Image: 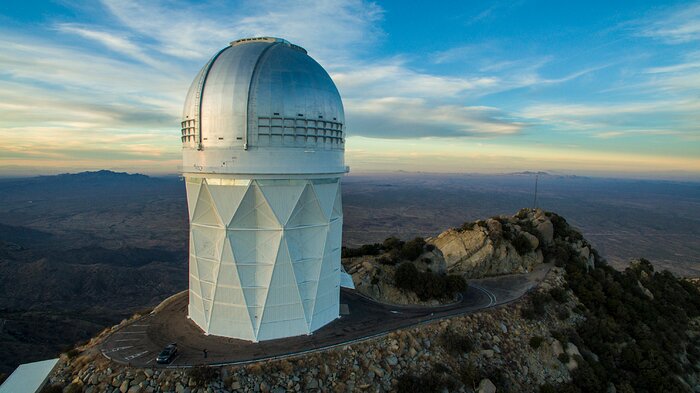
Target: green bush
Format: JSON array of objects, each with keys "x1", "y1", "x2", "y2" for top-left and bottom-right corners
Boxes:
[
  {"x1": 529, "y1": 336, "x2": 545, "y2": 349},
  {"x1": 459, "y1": 362, "x2": 481, "y2": 388},
  {"x1": 539, "y1": 384, "x2": 557, "y2": 393},
  {"x1": 558, "y1": 352, "x2": 570, "y2": 363},
  {"x1": 383, "y1": 236, "x2": 404, "y2": 251},
  {"x1": 557, "y1": 308, "x2": 571, "y2": 320},
  {"x1": 64, "y1": 384, "x2": 82, "y2": 393},
  {"x1": 549, "y1": 287, "x2": 568, "y2": 303},
  {"x1": 396, "y1": 367, "x2": 460, "y2": 393},
  {"x1": 512, "y1": 233, "x2": 534, "y2": 255},
  {"x1": 459, "y1": 222, "x2": 476, "y2": 231},
  {"x1": 39, "y1": 385, "x2": 63, "y2": 393},
  {"x1": 188, "y1": 365, "x2": 219, "y2": 386},
  {"x1": 395, "y1": 263, "x2": 467, "y2": 301},
  {"x1": 341, "y1": 243, "x2": 382, "y2": 258},
  {"x1": 441, "y1": 330, "x2": 474, "y2": 355},
  {"x1": 399, "y1": 237, "x2": 426, "y2": 261},
  {"x1": 530, "y1": 292, "x2": 552, "y2": 316}
]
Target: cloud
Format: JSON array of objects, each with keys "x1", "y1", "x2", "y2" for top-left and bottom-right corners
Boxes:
[
  {"x1": 520, "y1": 100, "x2": 700, "y2": 141},
  {"x1": 345, "y1": 97, "x2": 524, "y2": 138},
  {"x1": 54, "y1": 23, "x2": 165, "y2": 69},
  {"x1": 332, "y1": 59, "x2": 500, "y2": 99},
  {"x1": 636, "y1": 3, "x2": 700, "y2": 44},
  {"x1": 99, "y1": 0, "x2": 384, "y2": 63}
]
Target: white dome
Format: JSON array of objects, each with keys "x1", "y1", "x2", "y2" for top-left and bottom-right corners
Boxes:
[{"x1": 181, "y1": 37, "x2": 346, "y2": 176}]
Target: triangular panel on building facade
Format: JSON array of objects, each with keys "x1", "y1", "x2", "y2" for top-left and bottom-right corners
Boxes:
[
  {"x1": 331, "y1": 184, "x2": 343, "y2": 219},
  {"x1": 287, "y1": 183, "x2": 327, "y2": 227},
  {"x1": 185, "y1": 178, "x2": 203, "y2": 220},
  {"x1": 191, "y1": 225, "x2": 226, "y2": 261},
  {"x1": 258, "y1": 181, "x2": 306, "y2": 226},
  {"x1": 230, "y1": 183, "x2": 281, "y2": 229},
  {"x1": 192, "y1": 184, "x2": 223, "y2": 226},
  {"x1": 311, "y1": 179, "x2": 339, "y2": 221},
  {"x1": 207, "y1": 183, "x2": 249, "y2": 226},
  {"x1": 258, "y1": 236, "x2": 308, "y2": 338}
]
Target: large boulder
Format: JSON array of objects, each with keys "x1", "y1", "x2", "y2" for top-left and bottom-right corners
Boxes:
[
  {"x1": 427, "y1": 226, "x2": 543, "y2": 278},
  {"x1": 478, "y1": 378, "x2": 497, "y2": 393},
  {"x1": 536, "y1": 220, "x2": 554, "y2": 245}
]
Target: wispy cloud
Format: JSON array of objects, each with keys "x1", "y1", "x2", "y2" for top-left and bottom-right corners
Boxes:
[
  {"x1": 54, "y1": 23, "x2": 165, "y2": 69},
  {"x1": 345, "y1": 97, "x2": 524, "y2": 138},
  {"x1": 635, "y1": 2, "x2": 700, "y2": 43}
]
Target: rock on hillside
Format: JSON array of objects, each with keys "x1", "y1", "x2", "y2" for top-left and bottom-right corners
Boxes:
[{"x1": 428, "y1": 209, "x2": 553, "y2": 278}]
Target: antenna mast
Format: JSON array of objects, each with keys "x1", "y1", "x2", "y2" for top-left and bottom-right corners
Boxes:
[{"x1": 533, "y1": 174, "x2": 539, "y2": 209}]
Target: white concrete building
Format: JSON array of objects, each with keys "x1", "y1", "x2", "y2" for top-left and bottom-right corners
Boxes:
[{"x1": 181, "y1": 37, "x2": 347, "y2": 342}]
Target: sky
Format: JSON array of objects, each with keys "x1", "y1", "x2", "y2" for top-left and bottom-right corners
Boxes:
[{"x1": 0, "y1": 1, "x2": 699, "y2": 179}]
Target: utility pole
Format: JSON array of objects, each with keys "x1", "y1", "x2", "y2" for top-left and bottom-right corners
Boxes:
[{"x1": 533, "y1": 174, "x2": 539, "y2": 209}]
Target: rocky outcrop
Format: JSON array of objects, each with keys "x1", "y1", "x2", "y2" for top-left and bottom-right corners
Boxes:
[
  {"x1": 344, "y1": 248, "x2": 453, "y2": 306},
  {"x1": 427, "y1": 210, "x2": 553, "y2": 278}
]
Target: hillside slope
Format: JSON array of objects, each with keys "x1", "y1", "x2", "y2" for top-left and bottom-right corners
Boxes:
[{"x1": 41, "y1": 209, "x2": 700, "y2": 393}]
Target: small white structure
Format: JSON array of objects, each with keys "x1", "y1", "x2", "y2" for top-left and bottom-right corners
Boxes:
[
  {"x1": 181, "y1": 37, "x2": 347, "y2": 342},
  {"x1": 0, "y1": 358, "x2": 59, "y2": 393}
]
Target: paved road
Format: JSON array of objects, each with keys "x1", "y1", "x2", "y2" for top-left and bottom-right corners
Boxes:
[{"x1": 100, "y1": 264, "x2": 550, "y2": 368}]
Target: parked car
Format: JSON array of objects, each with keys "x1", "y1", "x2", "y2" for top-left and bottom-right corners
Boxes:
[{"x1": 156, "y1": 343, "x2": 178, "y2": 364}]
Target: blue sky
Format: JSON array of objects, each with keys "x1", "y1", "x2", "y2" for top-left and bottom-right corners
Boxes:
[{"x1": 0, "y1": 1, "x2": 698, "y2": 178}]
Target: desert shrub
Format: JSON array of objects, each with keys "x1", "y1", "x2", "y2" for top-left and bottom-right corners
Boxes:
[
  {"x1": 459, "y1": 222, "x2": 476, "y2": 231},
  {"x1": 512, "y1": 233, "x2": 534, "y2": 255},
  {"x1": 529, "y1": 336, "x2": 545, "y2": 349},
  {"x1": 395, "y1": 263, "x2": 421, "y2": 290},
  {"x1": 530, "y1": 292, "x2": 552, "y2": 316},
  {"x1": 341, "y1": 243, "x2": 382, "y2": 258},
  {"x1": 421, "y1": 257, "x2": 432, "y2": 264},
  {"x1": 39, "y1": 385, "x2": 62, "y2": 393},
  {"x1": 539, "y1": 384, "x2": 557, "y2": 393},
  {"x1": 188, "y1": 365, "x2": 219, "y2": 385},
  {"x1": 557, "y1": 308, "x2": 571, "y2": 320},
  {"x1": 548, "y1": 213, "x2": 584, "y2": 242},
  {"x1": 425, "y1": 244, "x2": 436, "y2": 252},
  {"x1": 441, "y1": 330, "x2": 474, "y2": 355},
  {"x1": 371, "y1": 275, "x2": 380, "y2": 285},
  {"x1": 383, "y1": 237, "x2": 404, "y2": 252},
  {"x1": 549, "y1": 287, "x2": 568, "y2": 303},
  {"x1": 516, "y1": 208, "x2": 530, "y2": 219},
  {"x1": 64, "y1": 383, "x2": 82, "y2": 393},
  {"x1": 65, "y1": 348, "x2": 80, "y2": 359},
  {"x1": 397, "y1": 364, "x2": 461, "y2": 393},
  {"x1": 396, "y1": 372, "x2": 454, "y2": 393},
  {"x1": 399, "y1": 237, "x2": 426, "y2": 261},
  {"x1": 546, "y1": 239, "x2": 575, "y2": 266},
  {"x1": 445, "y1": 274, "x2": 467, "y2": 293},
  {"x1": 394, "y1": 263, "x2": 467, "y2": 301},
  {"x1": 459, "y1": 362, "x2": 481, "y2": 388},
  {"x1": 558, "y1": 352, "x2": 570, "y2": 363}
]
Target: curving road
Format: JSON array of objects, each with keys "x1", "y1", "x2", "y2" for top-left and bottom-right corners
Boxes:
[{"x1": 99, "y1": 264, "x2": 550, "y2": 368}]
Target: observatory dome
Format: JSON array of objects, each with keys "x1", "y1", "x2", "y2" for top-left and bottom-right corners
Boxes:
[{"x1": 181, "y1": 37, "x2": 346, "y2": 175}]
